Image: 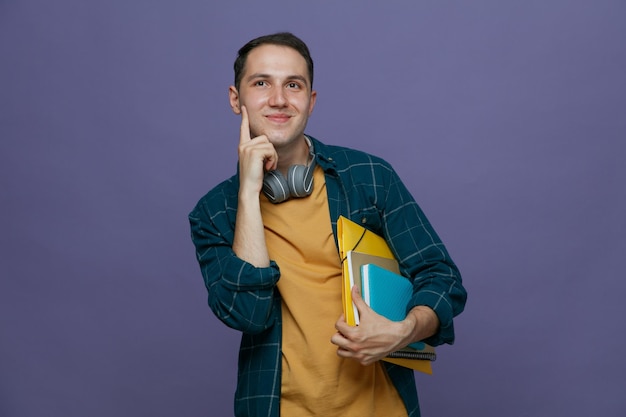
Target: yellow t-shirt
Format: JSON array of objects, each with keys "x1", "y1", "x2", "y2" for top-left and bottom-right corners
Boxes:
[{"x1": 261, "y1": 166, "x2": 408, "y2": 417}]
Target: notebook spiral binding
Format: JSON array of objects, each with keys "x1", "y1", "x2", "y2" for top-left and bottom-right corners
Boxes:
[{"x1": 387, "y1": 350, "x2": 437, "y2": 361}]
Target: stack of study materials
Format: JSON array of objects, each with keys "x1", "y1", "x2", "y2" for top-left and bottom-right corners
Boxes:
[{"x1": 338, "y1": 216, "x2": 436, "y2": 374}]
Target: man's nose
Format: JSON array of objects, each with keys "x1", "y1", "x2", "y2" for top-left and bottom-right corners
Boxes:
[{"x1": 268, "y1": 87, "x2": 287, "y2": 107}]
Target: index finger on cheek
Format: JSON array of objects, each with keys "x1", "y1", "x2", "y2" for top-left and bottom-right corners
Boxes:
[{"x1": 239, "y1": 105, "x2": 251, "y2": 143}]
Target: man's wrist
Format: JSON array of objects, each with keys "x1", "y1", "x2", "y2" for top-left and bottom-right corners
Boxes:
[{"x1": 402, "y1": 306, "x2": 440, "y2": 345}]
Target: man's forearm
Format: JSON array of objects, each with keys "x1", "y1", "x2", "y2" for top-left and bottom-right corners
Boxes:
[{"x1": 232, "y1": 192, "x2": 270, "y2": 268}]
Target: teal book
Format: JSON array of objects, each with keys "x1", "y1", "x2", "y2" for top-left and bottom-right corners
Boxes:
[
  {"x1": 346, "y1": 250, "x2": 400, "y2": 325},
  {"x1": 361, "y1": 263, "x2": 436, "y2": 359}
]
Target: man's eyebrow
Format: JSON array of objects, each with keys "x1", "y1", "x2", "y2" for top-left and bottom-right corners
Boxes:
[
  {"x1": 287, "y1": 75, "x2": 309, "y2": 85},
  {"x1": 245, "y1": 73, "x2": 310, "y2": 86},
  {"x1": 245, "y1": 73, "x2": 271, "y2": 81}
]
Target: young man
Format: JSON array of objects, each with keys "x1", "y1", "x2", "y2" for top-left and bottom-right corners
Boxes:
[{"x1": 189, "y1": 32, "x2": 467, "y2": 417}]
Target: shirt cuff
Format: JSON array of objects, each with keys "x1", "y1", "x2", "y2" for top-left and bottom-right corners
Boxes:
[{"x1": 408, "y1": 290, "x2": 455, "y2": 346}]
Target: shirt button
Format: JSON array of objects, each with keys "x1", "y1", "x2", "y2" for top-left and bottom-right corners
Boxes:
[{"x1": 361, "y1": 217, "x2": 367, "y2": 224}]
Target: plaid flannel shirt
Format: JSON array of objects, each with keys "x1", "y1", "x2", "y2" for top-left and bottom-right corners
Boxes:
[{"x1": 189, "y1": 136, "x2": 467, "y2": 417}]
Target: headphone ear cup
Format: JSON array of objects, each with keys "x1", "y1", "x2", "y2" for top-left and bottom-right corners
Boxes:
[
  {"x1": 262, "y1": 170, "x2": 290, "y2": 204},
  {"x1": 287, "y1": 164, "x2": 313, "y2": 198}
]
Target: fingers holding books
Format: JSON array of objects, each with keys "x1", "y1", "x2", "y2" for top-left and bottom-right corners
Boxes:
[{"x1": 331, "y1": 286, "x2": 407, "y2": 366}]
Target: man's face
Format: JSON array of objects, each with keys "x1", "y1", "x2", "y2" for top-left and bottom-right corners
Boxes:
[{"x1": 229, "y1": 44, "x2": 316, "y2": 149}]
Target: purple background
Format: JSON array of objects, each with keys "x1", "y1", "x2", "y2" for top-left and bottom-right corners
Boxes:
[{"x1": 2, "y1": 1, "x2": 625, "y2": 416}]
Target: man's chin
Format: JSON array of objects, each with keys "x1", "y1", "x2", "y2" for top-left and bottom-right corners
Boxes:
[{"x1": 266, "y1": 133, "x2": 301, "y2": 147}]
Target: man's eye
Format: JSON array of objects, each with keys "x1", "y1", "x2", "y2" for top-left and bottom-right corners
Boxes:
[
  {"x1": 255, "y1": 81, "x2": 267, "y2": 87},
  {"x1": 287, "y1": 82, "x2": 300, "y2": 89}
]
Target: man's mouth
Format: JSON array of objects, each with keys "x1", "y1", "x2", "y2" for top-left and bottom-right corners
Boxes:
[{"x1": 266, "y1": 114, "x2": 291, "y2": 123}]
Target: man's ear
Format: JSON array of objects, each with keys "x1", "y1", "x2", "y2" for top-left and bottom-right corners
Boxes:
[
  {"x1": 308, "y1": 90, "x2": 317, "y2": 116},
  {"x1": 228, "y1": 86, "x2": 241, "y2": 115}
]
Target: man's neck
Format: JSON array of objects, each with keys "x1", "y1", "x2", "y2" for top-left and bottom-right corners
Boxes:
[{"x1": 275, "y1": 135, "x2": 311, "y2": 174}]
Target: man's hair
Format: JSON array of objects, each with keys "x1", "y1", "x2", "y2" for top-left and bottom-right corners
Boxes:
[{"x1": 233, "y1": 32, "x2": 314, "y2": 90}]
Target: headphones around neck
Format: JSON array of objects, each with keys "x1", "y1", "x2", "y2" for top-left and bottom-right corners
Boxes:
[{"x1": 262, "y1": 137, "x2": 316, "y2": 204}]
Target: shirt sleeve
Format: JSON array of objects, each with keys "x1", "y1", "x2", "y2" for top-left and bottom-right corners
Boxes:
[
  {"x1": 189, "y1": 196, "x2": 280, "y2": 334},
  {"x1": 381, "y1": 165, "x2": 467, "y2": 347}
]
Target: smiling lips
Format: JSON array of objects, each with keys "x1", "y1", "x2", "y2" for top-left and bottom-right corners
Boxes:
[{"x1": 266, "y1": 114, "x2": 291, "y2": 123}]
